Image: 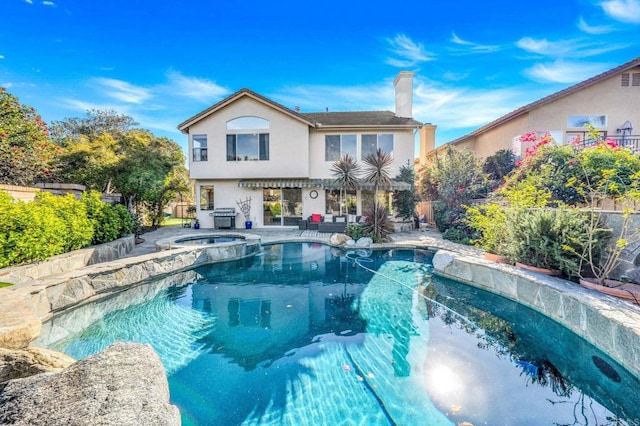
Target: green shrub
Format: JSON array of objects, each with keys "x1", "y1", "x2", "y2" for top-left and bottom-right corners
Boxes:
[
  {"x1": 0, "y1": 190, "x2": 132, "y2": 268},
  {"x1": 113, "y1": 203, "x2": 133, "y2": 237},
  {"x1": 35, "y1": 192, "x2": 93, "y2": 251},
  {"x1": 465, "y1": 203, "x2": 508, "y2": 254},
  {"x1": 345, "y1": 223, "x2": 366, "y2": 240},
  {"x1": 0, "y1": 190, "x2": 67, "y2": 267},
  {"x1": 81, "y1": 191, "x2": 132, "y2": 245},
  {"x1": 504, "y1": 208, "x2": 590, "y2": 278}
]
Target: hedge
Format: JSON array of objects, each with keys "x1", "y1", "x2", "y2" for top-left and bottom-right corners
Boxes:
[{"x1": 0, "y1": 190, "x2": 133, "y2": 268}]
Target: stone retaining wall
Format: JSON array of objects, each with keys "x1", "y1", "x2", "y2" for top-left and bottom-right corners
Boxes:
[
  {"x1": 0, "y1": 237, "x2": 264, "y2": 350},
  {"x1": 433, "y1": 249, "x2": 640, "y2": 379},
  {"x1": 0, "y1": 235, "x2": 135, "y2": 286}
]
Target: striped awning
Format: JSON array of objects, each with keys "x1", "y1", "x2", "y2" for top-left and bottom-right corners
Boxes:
[
  {"x1": 238, "y1": 179, "x2": 324, "y2": 188},
  {"x1": 238, "y1": 178, "x2": 411, "y2": 191},
  {"x1": 320, "y1": 179, "x2": 411, "y2": 191}
]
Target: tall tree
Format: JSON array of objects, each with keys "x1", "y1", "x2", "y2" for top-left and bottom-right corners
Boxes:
[
  {"x1": 55, "y1": 110, "x2": 188, "y2": 223},
  {"x1": 49, "y1": 109, "x2": 138, "y2": 145},
  {"x1": 0, "y1": 87, "x2": 60, "y2": 185},
  {"x1": 110, "y1": 130, "x2": 187, "y2": 219}
]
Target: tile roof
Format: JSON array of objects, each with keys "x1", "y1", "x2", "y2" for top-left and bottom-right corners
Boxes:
[
  {"x1": 178, "y1": 88, "x2": 423, "y2": 131},
  {"x1": 448, "y1": 56, "x2": 640, "y2": 146},
  {"x1": 301, "y1": 111, "x2": 422, "y2": 127},
  {"x1": 177, "y1": 88, "x2": 315, "y2": 131}
]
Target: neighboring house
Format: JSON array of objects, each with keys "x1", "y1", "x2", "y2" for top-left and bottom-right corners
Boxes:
[
  {"x1": 419, "y1": 57, "x2": 640, "y2": 164},
  {"x1": 178, "y1": 72, "x2": 422, "y2": 229}
]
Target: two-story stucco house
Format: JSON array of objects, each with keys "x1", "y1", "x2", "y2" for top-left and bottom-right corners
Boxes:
[
  {"x1": 419, "y1": 56, "x2": 640, "y2": 164},
  {"x1": 178, "y1": 72, "x2": 423, "y2": 229}
]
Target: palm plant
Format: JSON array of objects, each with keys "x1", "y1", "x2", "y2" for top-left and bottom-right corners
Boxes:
[
  {"x1": 330, "y1": 154, "x2": 360, "y2": 215},
  {"x1": 362, "y1": 148, "x2": 394, "y2": 241}
]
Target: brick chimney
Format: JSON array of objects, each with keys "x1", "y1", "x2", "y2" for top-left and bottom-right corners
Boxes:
[{"x1": 394, "y1": 71, "x2": 414, "y2": 118}]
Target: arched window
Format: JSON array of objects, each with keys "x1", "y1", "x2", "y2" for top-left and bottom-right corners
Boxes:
[{"x1": 226, "y1": 117, "x2": 270, "y2": 161}]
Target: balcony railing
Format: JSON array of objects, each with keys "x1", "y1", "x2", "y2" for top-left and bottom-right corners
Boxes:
[{"x1": 576, "y1": 135, "x2": 640, "y2": 154}]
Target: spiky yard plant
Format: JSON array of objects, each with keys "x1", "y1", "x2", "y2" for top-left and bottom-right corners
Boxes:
[
  {"x1": 362, "y1": 148, "x2": 394, "y2": 239},
  {"x1": 362, "y1": 203, "x2": 395, "y2": 243},
  {"x1": 330, "y1": 154, "x2": 360, "y2": 215}
]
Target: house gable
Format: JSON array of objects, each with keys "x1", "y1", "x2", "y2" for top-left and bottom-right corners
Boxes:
[
  {"x1": 177, "y1": 88, "x2": 315, "y2": 133},
  {"x1": 429, "y1": 57, "x2": 640, "y2": 161}
]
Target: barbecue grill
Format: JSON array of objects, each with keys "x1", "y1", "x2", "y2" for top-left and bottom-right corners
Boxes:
[{"x1": 212, "y1": 208, "x2": 237, "y2": 229}]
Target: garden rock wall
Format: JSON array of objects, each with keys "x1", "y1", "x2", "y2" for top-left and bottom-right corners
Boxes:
[
  {"x1": 0, "y1": 341, "x2": 180, "y2": 426},
  {"x1": 0, "y1": 235, "x2": 135, "y2": 286}
]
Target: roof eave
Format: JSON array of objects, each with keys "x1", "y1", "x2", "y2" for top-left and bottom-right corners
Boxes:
[
  {"x1": 177, "y1": 89, "x2": 315, "y2": 133},
  {"x1": 447, "y1": 56, "x2": 640, "y2": 145}
]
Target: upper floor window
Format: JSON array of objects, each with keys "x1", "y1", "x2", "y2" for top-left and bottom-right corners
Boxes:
[
  {"x1": 361, "y1": 134, "x2": 393, "y2": 159},
  {"x1": 567, "y1": 115, "x2": 607, "y2": 129},
  {"x1": 325, "y1": 134, "x2": 356, "y2": 161},
  {"x1": 226, "y1": 117, "x2": 270, "y2": 161},
  {"x1": 192, "y1": 134, "x2": 207, "y2": 162}
]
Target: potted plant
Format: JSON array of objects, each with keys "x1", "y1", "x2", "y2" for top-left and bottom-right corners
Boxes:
[
  {"x1": 572, "y1": 207, "x2": 640, "y2": 303},
  {"x1": 185, "y1": 205, "x2": 197, "y2": 228},
  {"x1": 560, "y1": 132, "x2": 640, "y2": 302},
  {"x1": 504, "y1": 208, "x2": 589, "y2": 277}
]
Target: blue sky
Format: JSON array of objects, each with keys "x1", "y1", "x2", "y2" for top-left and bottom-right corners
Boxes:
[{"x1": 1, "y1": 0, "x2": 639, "y2": 155}]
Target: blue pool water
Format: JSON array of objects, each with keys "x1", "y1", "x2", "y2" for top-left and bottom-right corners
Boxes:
[{"x1": 37, "y1": 243, "x2": 640, "y2": 425}]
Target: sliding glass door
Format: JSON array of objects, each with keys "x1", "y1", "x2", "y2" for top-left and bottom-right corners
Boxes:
[{"x1": 262, "y1": 188, "x2": 302, "y2": 226}]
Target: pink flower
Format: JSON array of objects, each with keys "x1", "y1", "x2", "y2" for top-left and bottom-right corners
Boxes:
[{"x1": 605, "y1": 138, "x2": 619, "y2": 148}]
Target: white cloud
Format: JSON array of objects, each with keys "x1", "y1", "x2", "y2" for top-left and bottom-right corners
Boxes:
[
  {"x1": 577, "y1": 16, "x2": 615, "y2": 34},
  {"x1": 412, "y1": 80, "x2": 524, "y2": 130},
  {"x1": 42, "y1": 1, "x2": 55, "y2": 6},
  {"x1": 93, "y1": 78, "x2": 152, "y2": 104},
  {"x1": 273, "y1": 83, "x2": 394, "y2": 113},
  {"x1": 516, "y1": 36, "x2": 630, "y2": 58},
  {"x1": 450, "y1": 32, "x2": 501, "y2": 54},
  {"x1": 0, "y1": 55, "x2": 4, "y2": 60},
  {"x1": 601, "y1": 0, "x2": 640, "y2": 23},
  {"x1": 166, "y1": 71, "x2": 229, "y2": 102},
  {"x1": 269, "y1": 77, "x2": 530, "y2": 146},
  {"x1": 385, "y1": 34, "x2": 435, "y2": 67},
  {"x1": 523, "y1": 60, "x2": 611, "y2": 83},
  {"x1": 25, "y1": 0, "x2": 33, "y2": 4},
  {"x1": 59, "y1": 97, "x2": 125, "y2": 112}
]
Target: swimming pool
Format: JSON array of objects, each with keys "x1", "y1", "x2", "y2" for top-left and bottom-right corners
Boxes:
[{"x1": 35, "y1": 243, "x2": 640, "y2": 425}]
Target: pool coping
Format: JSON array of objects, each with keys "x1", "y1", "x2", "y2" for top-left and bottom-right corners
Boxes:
[
  {"x1": 432, "y1": 249, "x2": 640, "y2": 379},
  {"x1": 1, "y1": 233, "x2": 640, "y2": 381}
]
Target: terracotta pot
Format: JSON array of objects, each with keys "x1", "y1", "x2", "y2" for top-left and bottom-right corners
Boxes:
[
  {"x1": 579, "y1": 278, "x2": 640, "y2": 305},
  {"x1": 515, "y1": 262, "x2": 560, "y2": 276},
  {"x1": 484, "y1": 252, "x2": 507, "y2": 263}
]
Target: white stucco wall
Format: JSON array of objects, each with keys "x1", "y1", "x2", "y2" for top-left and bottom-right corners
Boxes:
[
  {"x1": 188, "y1": 97, "x2": 311, "y2": 180},
  {"x1": 308, "y1": 127, "x2": 416, "y2": 178}
]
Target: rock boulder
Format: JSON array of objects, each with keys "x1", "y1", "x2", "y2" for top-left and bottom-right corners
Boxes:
[
  {"x1": 0, "y1": 341, "x2": 180, "y2": 426},
  {"x1": 0, "y1": 346, "x2": 75, "y2": 383}
]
